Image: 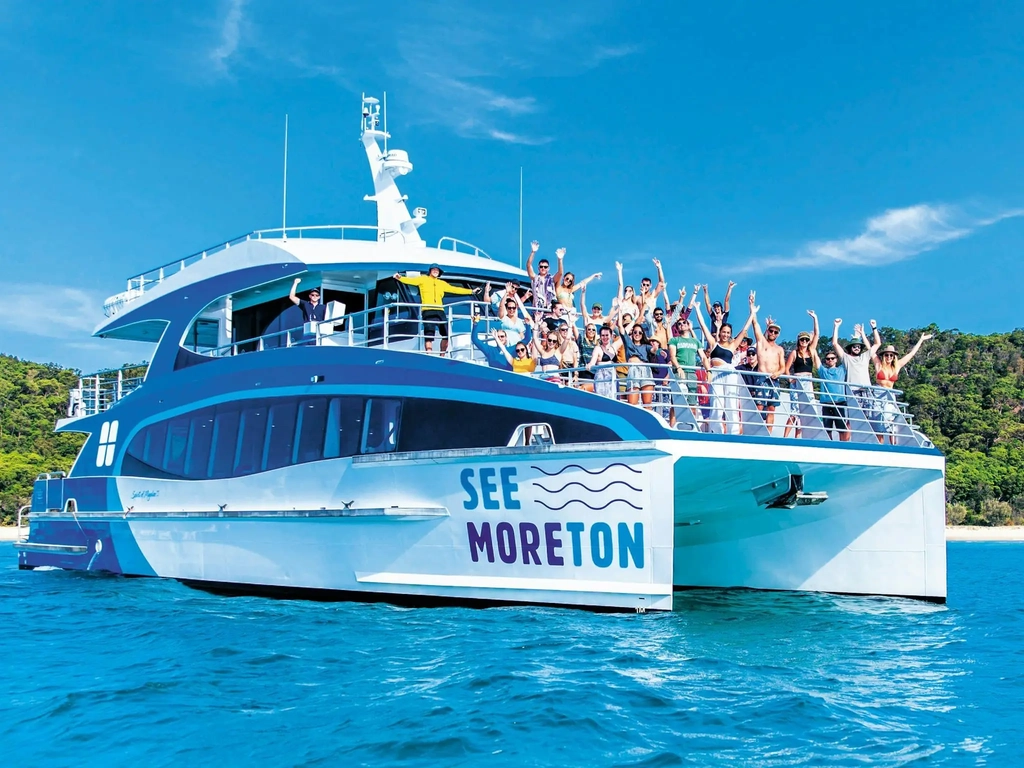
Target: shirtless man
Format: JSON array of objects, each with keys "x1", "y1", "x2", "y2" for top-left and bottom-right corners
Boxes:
[
  {"x1": 749, "y1": 291, "x2": 786, "y2": 432},
  {"x1": 635, "y1": 259, "x2": 667, "y2": 317}
]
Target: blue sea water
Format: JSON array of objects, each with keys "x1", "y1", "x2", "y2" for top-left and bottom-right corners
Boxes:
[{"x1": 2, "y1": 542, "x2": 1022, "y2": 767}]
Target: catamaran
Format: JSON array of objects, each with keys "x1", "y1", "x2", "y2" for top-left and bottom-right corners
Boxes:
[{"x1": 16, "y1": 95, "x2": 946, "y2": 611}]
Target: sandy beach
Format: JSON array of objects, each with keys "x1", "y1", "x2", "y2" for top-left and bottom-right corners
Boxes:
[{"x1": 947, "y1": 526, "x2": 1024, "y2": 542}]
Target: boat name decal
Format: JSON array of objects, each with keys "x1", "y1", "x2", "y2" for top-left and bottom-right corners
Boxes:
[
  {"x1": 466, "y1": 520, "x2": 644, "y2": 569},
  {"x1": 131, "y1": 490, "x2": 159, "y2": 500}
]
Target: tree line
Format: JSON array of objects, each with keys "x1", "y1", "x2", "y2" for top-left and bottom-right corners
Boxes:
[{"x1": 1, "y1": 330, "x2": 1023, "y2": 525}]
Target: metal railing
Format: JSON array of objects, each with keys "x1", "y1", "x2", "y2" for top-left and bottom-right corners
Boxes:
[
  {"x1": 436, "y1": 236, "x2": 493, "y2": 260},
  {"x1": 194, "y1": 299, "x2": 931, "y2": 449},
  {"x1": 103, "y1": 226, "x2": 496, "y2": 318},
  {"x1": 67, "y1": 365, "x2": 148, "y2": 418}
]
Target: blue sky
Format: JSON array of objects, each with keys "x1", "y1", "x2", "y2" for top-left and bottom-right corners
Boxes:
[{"x1": 1, "y1": 0, "x2": 1023, "y2": 370}]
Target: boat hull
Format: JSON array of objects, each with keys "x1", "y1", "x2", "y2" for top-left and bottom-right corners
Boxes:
[{"x1": 17, "y1": 438, "x2": 946, "y2": 610}]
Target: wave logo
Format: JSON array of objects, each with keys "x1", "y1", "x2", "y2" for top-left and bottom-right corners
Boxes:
[
  {"x1": 94, "y1": 420, "x2": 119, "y2": 468},
  {"x1": 530, "y1": 463, "x2": 643, "y2": 512}
]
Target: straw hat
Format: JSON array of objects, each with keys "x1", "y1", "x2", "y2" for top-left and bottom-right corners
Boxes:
[{"x1": 880, "y1": 345, "x2": 898, "y2": 355}]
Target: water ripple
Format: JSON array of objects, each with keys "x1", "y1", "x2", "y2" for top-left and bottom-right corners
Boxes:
[{"x1": 1, "y1": 542, "x2": 1022, "y2": 765}]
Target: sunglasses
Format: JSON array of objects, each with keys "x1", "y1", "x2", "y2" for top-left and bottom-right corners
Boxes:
[
  {"x1": 825, "y1": 357, "x2": 837, "y2": 361},
  {"x1": 516, "y1": 347, "x2": 527, "y2": 353},
  {"x1": 539, "y1": 264, "x2": 549, "y2": 270}
]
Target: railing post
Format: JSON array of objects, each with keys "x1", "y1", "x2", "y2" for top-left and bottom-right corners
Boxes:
[
  {"x1": 384, "y1": 307, "x2": 390, "y2": 348},
  {"x1": 286, "y1": 330, "x2": 292, "y2": 348},
  {"x1": 116, "y1": 369, "x2": 123, "y2": 401},
  {"x1": 94, "y1": 375, "x2": 101, "y2": 414},
  {"x1": 158, "y1": 267, "x2": 164, "y2": 283},
  {"x1": 258, "y1": 337, "x2": 264, "y2": 352}
]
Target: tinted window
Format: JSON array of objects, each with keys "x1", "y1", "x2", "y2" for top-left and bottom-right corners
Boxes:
[
  {"x1": 295, "y1": 398, "x2": 328, "y2": 464},
  {"x1": 324, "y1": 397, "x2": 364, "y2": 459},
  {"x1": 234, "y1": 405, "x2": 268, "y2": 475},
  {"x1": 143, "y1": 422, "x2": 167, "y2": 467},
  {"x1": 164, "y1": 417, "x2": 190, "y2": 476},
  {"x1": 209, "y1": 407, "x2": 241, "y2": 479},
  {"x1": 397, "y1": 399, "x2": 620, "y2": 452},
  {"x1": 185, "y1": 408, "x2": 215, "y2": 479},
  {"x1": 263, "y1": 401, "x2": 298, "y2": 471},
  {"x1": 363, "y1": 399, "x2": 401, "y2": 454}
]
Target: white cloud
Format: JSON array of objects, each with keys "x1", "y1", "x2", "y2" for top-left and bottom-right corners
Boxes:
[
  {"x1": 0, "y1": 283, "x2": 153, "y2": 370},
  {"x1": 207, "y1": 0, "x2": 248, "y2": 77},
  {"x1": 730, "y1": 203, "x2": 1024, "y2": 274}
]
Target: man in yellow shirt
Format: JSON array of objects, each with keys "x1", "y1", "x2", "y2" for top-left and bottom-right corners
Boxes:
[{"x1": 394, "y1": 264, "x2": 478, "y2": 355}]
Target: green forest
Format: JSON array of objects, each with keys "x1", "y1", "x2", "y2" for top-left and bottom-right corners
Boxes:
[{"x1": 1, "y1": 327, "x2": 1023, "y2": 526}]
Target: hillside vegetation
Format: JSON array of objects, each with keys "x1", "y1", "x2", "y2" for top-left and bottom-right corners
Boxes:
[{"x1": 1, "y1": 331, "x2": 1023, "y2": 525}]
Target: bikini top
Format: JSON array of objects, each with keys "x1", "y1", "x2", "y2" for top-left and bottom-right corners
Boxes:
[
  {"x1": 599, "y1": 345, "x2": 617, "y2": 363},
  {"x1": 791, "y1": 354, "x2": 814, "y2": 375},
  {"x1": 709, "y1": 345, "x2": 733, "y2": 363},
  {"x1": 538, "y1": 353, "x2": 560, "y2": 368},
  {"x1": 876, "y1": 368, "x2": 899, "y2": 383}
]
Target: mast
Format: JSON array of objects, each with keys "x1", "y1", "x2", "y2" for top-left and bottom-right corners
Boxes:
[{"x1": 360, "y1": 93, "x2": 426, "y2": 246}]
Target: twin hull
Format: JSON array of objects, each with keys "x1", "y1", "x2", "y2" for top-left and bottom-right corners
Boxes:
[{"x1": 20, "y1": 439, "x2": 946, "y2": 611}]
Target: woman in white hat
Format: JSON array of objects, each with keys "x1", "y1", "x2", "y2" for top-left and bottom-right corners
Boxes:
[{"x1": 871, "y1": 332, "x2": 934, "y2": 442}]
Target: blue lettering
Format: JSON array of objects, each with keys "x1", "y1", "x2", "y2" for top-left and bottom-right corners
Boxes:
[
  {"x1": 519, "y1": 522, "x2": 541, "y2": 565},
  {"x1": 496, "y1": 522, "x2": 517, "y2": 564},
  {"x1": 467, "y1": 522, "x2": 494, "y2": 563},
  {"x1": 479, "y1": 468, "x2": 500, "y2": 510},
  {"x1": 591, "y1": 522, "x2": 613, "y2": 568},
  {"x1": 500, "y1": 467, "x2": 521, "y2": 509},
  {"x1": 617, "y1": 522, "x2": 644, "y2": 569},
  {"x1": 461, "y1": 469, "x2": 479, "y2": 510},
  {"x1": 566, "y1": 522, "x2": 585, "y2": 566},
  {"x1": 544, "y1": 522, "x2": 564, "y2": 566}
]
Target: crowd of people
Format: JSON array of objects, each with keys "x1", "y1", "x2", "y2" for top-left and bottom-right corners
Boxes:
[{"x1": 396, "y1": 242, "x2": 934, "y2": 442}]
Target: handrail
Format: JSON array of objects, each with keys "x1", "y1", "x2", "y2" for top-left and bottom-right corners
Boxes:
[
  {"x1": 436, "y1": 236, "x2": 493, "y2": 260},
  {"x1": 17, "y1": 505, "x2": 30, "y2": 540},
  {"x1": 191, "y1": 298, "x2": 931, "y2": 449},
  {"x1": 104, "y1": 226, "x2": 500, "y2": 318},
  {"x1": 69, "y1": 363, "x2": 149, "y2": 417}
]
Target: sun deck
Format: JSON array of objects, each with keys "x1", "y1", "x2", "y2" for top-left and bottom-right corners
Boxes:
[{"x1": 71, "y1": 298, "x2": 933, "y2": 450}]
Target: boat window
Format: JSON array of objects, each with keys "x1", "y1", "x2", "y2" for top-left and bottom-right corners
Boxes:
[
  {"x1": 209, "y1": 406, "x2": 241, "y2": 479},
  {"x1": 324, "y1": 397, "x2": 364, "y2": 459},
  {"x1": 263, "y1": 401, "x2": 298, "y2": 471},
  {"x1": 184, "y1": 408, "x2": 215, "y2": 479},
  {"x1": 294, "y1": 398, "x2": 329, "y2": 464},
  {"x1": 143, "y1": 421, "x2": 168, "y2": 468},
  {"x1": 363, "y1": 398, "x2": 401, "y2": 454},
  {"x1": 397, "y1": 399, "x2": 619, "y2": 452},
  {"x1": 168, "y1": 420, "x2": 189, "y2": 475},
  {"x1": 233, "y1": 405, "x2": 268, "y2": 475}
]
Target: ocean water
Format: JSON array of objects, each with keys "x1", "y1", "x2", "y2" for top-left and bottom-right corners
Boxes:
[{"x1": 2, "y1": 542, "x2": 1021, "y2": 767}]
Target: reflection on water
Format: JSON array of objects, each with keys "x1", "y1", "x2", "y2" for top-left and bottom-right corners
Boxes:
[{"x1": 0, "y1": 542, "x2": 1020, "y2": 766}]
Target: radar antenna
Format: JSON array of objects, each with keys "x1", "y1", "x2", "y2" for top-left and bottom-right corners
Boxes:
[{"x1": 360, "y1": 93, "x2": 426, "y2": 245}]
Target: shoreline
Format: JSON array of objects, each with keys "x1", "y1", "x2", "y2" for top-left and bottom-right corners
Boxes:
[
  {"x1": 3, "y1": 526, "x2": 1023, "y2": 543},
  {"x1": 946, "y1": 525, "x2": 1024, "y2": 542}
]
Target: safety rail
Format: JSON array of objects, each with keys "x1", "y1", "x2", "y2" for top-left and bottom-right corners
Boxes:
[
  {"x1": 520, "y1": 362, "x2": 930, "y2": 448},
  {"x1": 436, "y1": 236, "x2": 493, "y2": 260},
  {"x1": 104, "y1": 226, "x2": 498, "y2": 318},
  {"x1": 67, "y1": 365, "x2": 148, "y2": 418},
  {"x1": 194, "y1": 298, "x2": 931, "y2": 449}
]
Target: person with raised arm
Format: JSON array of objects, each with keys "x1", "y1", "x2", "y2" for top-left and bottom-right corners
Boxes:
[
  {"x1": 782, "y1": 310, "x2": 821, "y2": 439},
  {"x1": 703, "y1": 280, "x2": 735, "y2": 337},
  {"x1": 289, "y1": 278, "x2": 326, "y2": 323},
  {"x1": 579, "y1": 282, "x2": 610, "y2": 328},
  {"x1": 636, "y1": 259, "x2": 667, "y2": 316},
  {"x1": 871, "y1": 329, "x2": 934, "y2": 443},
  {"x1": 394, "y1": 264, "x2": 477, "y2": 355},
  {"x1": 587, "y1": 325, "x2": 622, "y2": 399},
  {"x1": 617, "y1": 300, "x2": 655, "y2": 407},
  {"x1": 470, "y1": 315, "x2": 513, "y2": 371},
  {"x1": 691, "y1": 288, "x2": 755, "y2": 435},
  {"x1": 525, "y1": 241, "x2": 563, "y2": 311},
  {"x1": 834, "y1": 319, "x2": 881, "y2": 404},
  {"x1": 497, "y1": 281, "x2": 529, "y2": 344},
  {"x1": 818, "y1": 327, "x2": 850, "y2": 442},
  {"x1": 749, "y1": 293, "x2": 786, "y2": 433},
  {"x1": 555, "y1": 263, "x2": 601, "y2": 316},
  {"x1": 668, "y1": 304, "x2": 701, "y2": 425}
]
